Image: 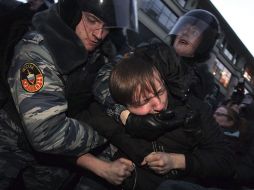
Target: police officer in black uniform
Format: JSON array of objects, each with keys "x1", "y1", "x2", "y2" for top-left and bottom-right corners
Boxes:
[{"x1": 169, "y1": 9, "x2": 220, "y2": 106}]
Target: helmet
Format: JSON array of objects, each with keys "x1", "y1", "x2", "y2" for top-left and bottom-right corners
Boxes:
[
  {"x1": 58, "y1": 0, "x2": 138, "y2": 32},
  {"x1": 79, "y1": 0, "x2": 138, "y2": 32},
  {"x1": 169, "y1": 9, "x2": 220, "y2": 59}
]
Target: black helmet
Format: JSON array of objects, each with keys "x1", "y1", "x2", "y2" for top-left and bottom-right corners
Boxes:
[
  {"x1": 169, "y1": 9, "x2": 220, "y2": 59},
  {"x1": 58, "y1": 0, "x2": 138, "y2": 32},
  {"x1": 80, "y1": 0, "x2": 138, "y2": 32}
]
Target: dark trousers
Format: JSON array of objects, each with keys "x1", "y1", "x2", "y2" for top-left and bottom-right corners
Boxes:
[{"x1": 157, "y1": 180, "x2": 222, "y2": 190}]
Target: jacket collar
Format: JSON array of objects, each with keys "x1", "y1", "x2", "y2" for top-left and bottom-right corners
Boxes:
[{"x1": 32, "y1": 6, "x2": 88, "y2": 74}]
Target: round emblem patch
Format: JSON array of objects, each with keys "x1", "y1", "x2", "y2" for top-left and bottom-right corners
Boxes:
[{"x1": 20, "y1": 63, "x2": 44, "y2": 93}]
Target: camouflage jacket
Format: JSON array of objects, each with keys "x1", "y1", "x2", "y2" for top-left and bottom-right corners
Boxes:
[
  {"x1": 93, "y1": 54, "x2": 126, "y2": 122},
  {"x1": 7, "y1": 7, "x2": 108, "y2": 157}
]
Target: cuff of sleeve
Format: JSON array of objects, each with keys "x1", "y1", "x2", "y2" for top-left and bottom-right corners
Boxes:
[
  {"x1": 106, "y1": 104, "x2": 126, "y2": 122},
  {"x1": 183, "y1": 153, "x2": 192, "y2": 176}
]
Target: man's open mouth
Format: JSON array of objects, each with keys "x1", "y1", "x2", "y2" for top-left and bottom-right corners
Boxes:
[{"x1": 178, "y1": 38, "x2": 189, "y2": 45}]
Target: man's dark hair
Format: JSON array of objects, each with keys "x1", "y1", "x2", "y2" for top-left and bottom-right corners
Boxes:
[
  {"x1": 230, "y1": 81, "x2": 245, "y2": 104},
  {"x1": 109, "y1": 50, "x2": 163, "y2": 106}
]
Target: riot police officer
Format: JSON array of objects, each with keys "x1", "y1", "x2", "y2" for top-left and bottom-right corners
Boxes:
[
  {"x1": 169, "y1": 9, "x2": 220, "y2": 103},
  {"x1": 3, "y1": 0, "x2": 138, "y2": 189}
]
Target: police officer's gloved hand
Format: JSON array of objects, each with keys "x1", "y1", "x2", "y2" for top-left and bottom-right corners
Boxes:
[{"x1": 125, "y1": 109, "x2": 184, "y2": 140}]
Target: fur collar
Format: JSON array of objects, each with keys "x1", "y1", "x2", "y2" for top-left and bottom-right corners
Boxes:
[{"x1": 32, "y1": 6, "x2": 87, "y2": 74}]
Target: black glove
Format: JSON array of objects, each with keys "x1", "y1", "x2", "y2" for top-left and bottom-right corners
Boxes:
[{"x1": 125, "y1": 109, "x2": 184, "y2": 140}]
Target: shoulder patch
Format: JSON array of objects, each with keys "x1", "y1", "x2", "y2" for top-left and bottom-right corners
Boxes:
[{"x1": 20, "y1": 63, "x2": 44, "y2": 93}]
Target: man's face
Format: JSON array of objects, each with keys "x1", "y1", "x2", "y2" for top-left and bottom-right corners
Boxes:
[
  {"x1": 173, "y1": 24, "x2": 202, "y2": 57},
  {"x1": 213, "y1": 106, "x2": 234, "y2": 128},
  {"x1": 75, "y1": 12, "x2": 109, "y2": 52},
  {"x1": 127, "y1": 72, "x2": 168, "y2": 115}
]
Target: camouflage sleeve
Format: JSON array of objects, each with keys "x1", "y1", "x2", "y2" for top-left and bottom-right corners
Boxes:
[
  {"x1": 93, "y1": 55, "x2": 126, "y2": 122},
  {"x1": 8, "y1": 41, "x2": 106, "y2": 157}
]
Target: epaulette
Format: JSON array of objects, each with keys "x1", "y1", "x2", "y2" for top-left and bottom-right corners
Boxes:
[{"x1": 22, "y1": 31, "x2": 44, "y2": 45}]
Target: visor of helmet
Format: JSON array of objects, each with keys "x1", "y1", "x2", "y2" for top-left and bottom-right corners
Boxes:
[
  {"x1": 80, "y1": 0, "x2": 139, "y2": 32},
  {"x1": 169, "y1": 16, "x2": 216, "y2": 44}
]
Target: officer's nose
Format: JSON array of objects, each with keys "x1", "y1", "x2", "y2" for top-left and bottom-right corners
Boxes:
[
  {"x1": 93, "y1": 22, "x2": 109, "y2": 41},
  {"x1": 93, "y1": 27, "x2": 104, "y2": 40}
]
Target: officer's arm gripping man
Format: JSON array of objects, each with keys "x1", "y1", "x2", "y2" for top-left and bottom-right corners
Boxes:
[{"x1": 8, "y1": 40, "x2": 106, "y2": 157}]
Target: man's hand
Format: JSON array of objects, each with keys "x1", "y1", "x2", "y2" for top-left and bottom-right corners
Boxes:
[
  {"x1": 125, "y1": 109, "x2": 184, "y2": 140},
  {"x1": 102, "y1": 158, "x2": 134, "y2": 185},
  {"x1": 77, "y1": 154, "x2": 134, "y2": 185},
  {"x1": 141, "y1": 152, "x2": 185, "y2": 175}
]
